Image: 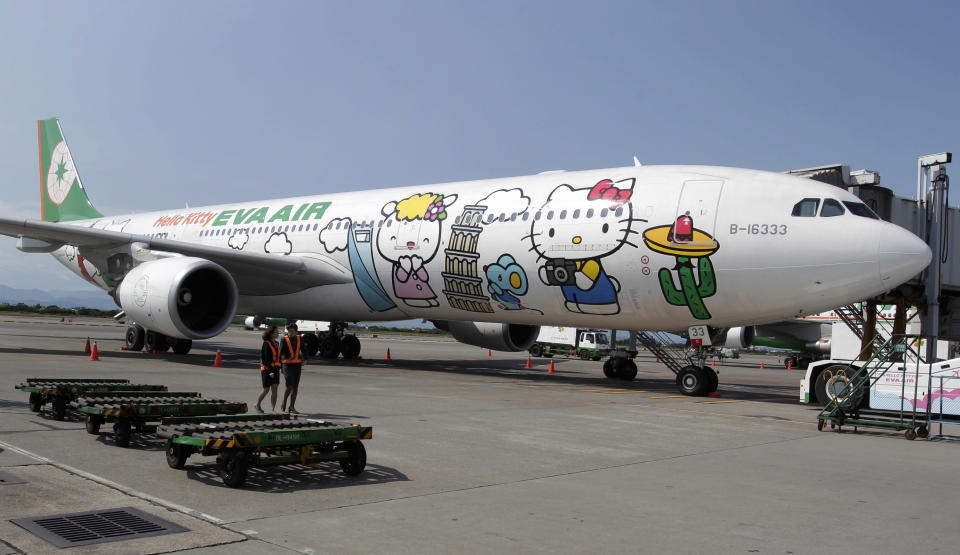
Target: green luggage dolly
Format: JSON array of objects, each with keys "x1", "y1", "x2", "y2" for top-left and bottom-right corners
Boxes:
[
  {"x1": 156, "y1": 413, "x2": 373, "y2": 487},
  {"x1": 15, "y1": 378, "x2": 168, "y2": 421},
  {"x1": 72, "y1": 391, "x2": 247, "y2": 447}
]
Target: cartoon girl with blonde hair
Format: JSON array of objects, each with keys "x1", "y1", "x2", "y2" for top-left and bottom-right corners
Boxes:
[{"x1": 377, "y1": 192, "x2": 457, "y2": 307}]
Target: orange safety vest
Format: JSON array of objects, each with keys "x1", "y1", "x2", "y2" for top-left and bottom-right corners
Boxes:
[
  {"x1": 283, "y1": 335, "x2": 302, "y2": 364},
  {"x1": 261, "y1": 341, "x2": 281, "y2": 371}
]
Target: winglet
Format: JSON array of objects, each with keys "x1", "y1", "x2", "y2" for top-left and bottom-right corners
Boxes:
[{"x1": 38, "y1": 118, "x2": 103, "y2": 222}]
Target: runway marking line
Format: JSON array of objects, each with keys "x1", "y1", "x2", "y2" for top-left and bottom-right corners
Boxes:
[
  {"x1": 701, "y1": 399, "x2": 745, "y2": 404},
  {"x1": 648, "y1": 395, "x2": 688, "y2": 399},
  {"x1": 599, "y1": 390, "x2": 649, "y2": 394}
]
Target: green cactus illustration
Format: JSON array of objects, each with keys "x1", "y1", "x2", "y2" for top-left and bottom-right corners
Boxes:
[{"x1": 658, "y1": 256, "x2": 716, "y2": 320}]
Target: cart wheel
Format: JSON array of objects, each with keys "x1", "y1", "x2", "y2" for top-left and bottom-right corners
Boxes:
[
  {"x1": 904, "y1": 429, "x2": 917, "y2": 441},
  {"x1": 218, "y1": 450, "x2": 249, "y2": 488},
  {"x1": 28, "y1": 393, "x2": 42, "y2": 412},
  {"x1": 817, "y1": 419, "x2": 824, "y2": 431},
  {"x1": 114, "y1": 418, "x2": 132, "y2": 448},
  {"x1": 85, "y1": 414, "x2": 102, "y2": 435},
  {"x1": 165, "y1": 439, "x2": 189, "y2": 469},
  {"x1": 917, "y1": 425, "x2": 929, "y2": 439},
  {"x1": 339, "y1": 440, "x2": 367, "y2": 476},
  {"x1": 52, "y1": 398, "x2": 67, "y2": 421}
]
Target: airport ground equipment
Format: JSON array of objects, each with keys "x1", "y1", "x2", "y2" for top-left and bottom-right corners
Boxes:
[
  {"x1": 71, "y1": 391, "x2": 247, "y2": 447},
  {"x1": 15, "y1": 378, "x2": 169, "y2": 421},
  {"x1": 813, "y1": 334, "x2": 960, "y2": 440},
  {"x1": 156, "y1": 413, "x2": 372, "y2": 487},
  {"x1": 529, "y1": 327, "x2": 610, "y2": 360},
  {"x1": 627, "y1": 331, "x2": 719, "y2": 395}
]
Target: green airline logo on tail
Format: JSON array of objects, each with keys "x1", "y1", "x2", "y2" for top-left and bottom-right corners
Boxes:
[{"x1": 38, "y1": 118, "x2": 103, "y2": 222}]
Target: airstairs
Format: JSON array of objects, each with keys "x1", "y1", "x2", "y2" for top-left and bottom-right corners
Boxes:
[
  {"x1": 816, "y1": 334, "x2": 953, "y2": 440},
  {"x1": 633, "y1": 331, "x2": 687, "y2": 375}
]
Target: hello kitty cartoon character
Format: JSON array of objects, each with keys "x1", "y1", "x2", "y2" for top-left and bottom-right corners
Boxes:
[
  {"x1": 529, "y1": 178, "x2": 641, "y2": 315},
  {"x1": 377, "y1": 192, "x2": 457, "y2": 307}
]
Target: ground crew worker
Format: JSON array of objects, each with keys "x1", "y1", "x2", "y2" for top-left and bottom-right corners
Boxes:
[
  {"x1": 256, "y1": 325, "x2": 281, "y2": 413},
  {"x1": 281, "y1": 322, "x2": 305, "y2": 413}
]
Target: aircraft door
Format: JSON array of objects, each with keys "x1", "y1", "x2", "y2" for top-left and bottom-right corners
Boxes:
[{"x1": 673, "y1": 180, "x2": 724, "y2": 246}]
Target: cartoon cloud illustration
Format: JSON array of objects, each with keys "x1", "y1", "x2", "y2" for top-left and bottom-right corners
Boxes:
[
  {"x1": 228, "y1": 232, "x2": 249, "y2": 250},
  {"x1": 264, "y1": 232, "x2": 293, "y2": 255}
]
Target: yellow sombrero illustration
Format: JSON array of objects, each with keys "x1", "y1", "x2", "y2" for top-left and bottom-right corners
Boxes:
[{"x1": 643, "y1": 225, "x2": 719, "y2": 257}]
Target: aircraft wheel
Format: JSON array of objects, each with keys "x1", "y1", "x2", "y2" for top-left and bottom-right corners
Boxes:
[
  {"x1": 171, "y1": 339, "x2": 192, "y2": 355},
  {"x1": 145, "y1": 330, "x2": 169, "y2": 352},
  {"x1": 611, "y1": 358, "x2": 637, "y2": 381},
  {"x1": 340, "y1": 335, "x2": 361, "y2": 359},
  {"x1": 704, "y1": 367, "x2": 719, "y2": 393},
  {"x1": 301, "y1": 333, "x2": 320, "y2": 357},
  {"x1": 676, "y1": 365, "x2": 709, "y2": 396},
  {"x1": 602, "y1": 359, "x2": 615, "y2": 378},
  {"x1": 529, "y1": 344, "x2": 543, "y2": 357},
  {"x1": 319, "y1": 335, "x2": 341, "y2": 359},
  {"x1": 125, "y1": 325, "x2": 145, "y2": 351},
  {"x1": 28, "y1": 393, "x2": 42, "y2": 412}
]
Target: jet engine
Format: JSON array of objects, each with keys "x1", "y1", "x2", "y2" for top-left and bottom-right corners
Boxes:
[
  {"x1": 116, "y1": 257, "x2": 238, "y2": 340},
  {"x1": 721, "y1": 326, "x2": 755, "y2": 349},
  {"x1": 436, "y1": 321, "x2": 540, "y2": 352}
]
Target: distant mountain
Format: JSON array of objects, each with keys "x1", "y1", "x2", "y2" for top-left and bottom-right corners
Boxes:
[{"x1": 0, "y1": 284, "x2": 118, "y2": 310}]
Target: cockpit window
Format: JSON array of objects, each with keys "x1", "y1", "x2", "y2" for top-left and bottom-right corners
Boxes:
[
  {"x1": 791, "y1": 198, "x2": 820, "y2": 217},
  {"x1": 843, "y1": 201, "x2": 880, "y2": 219},
  {"x1": 820, "y1": 199, "x2": 845, "y2": 217}
]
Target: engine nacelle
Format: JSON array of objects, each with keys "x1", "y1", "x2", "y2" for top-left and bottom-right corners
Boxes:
[
  {"x1": 721, "y1": 326, "x2": 755, "y2": 349},
  {"x1": 116, "y1": 257, "x2": 238, "y2": 340},
  {"x1": 439, "y1": 321, "x2": 540, "y2": 352}
]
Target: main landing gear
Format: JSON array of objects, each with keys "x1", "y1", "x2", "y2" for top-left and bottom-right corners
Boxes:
[
  {"x1": 299, "y1": 322, "x2": 362, "y2": 360},
  {"x1": 124, "y1": 324, "x2": 192, "y2": 354}
]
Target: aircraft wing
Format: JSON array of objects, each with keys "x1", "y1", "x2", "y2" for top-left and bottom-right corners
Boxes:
[{"x1": 0, "y1": 217, "x2": 353, "y2": 294}]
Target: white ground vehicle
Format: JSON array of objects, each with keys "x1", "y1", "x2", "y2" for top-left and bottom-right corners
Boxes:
[{"x1": 529, "y1": 327, "x2": 610, "y2": 360}]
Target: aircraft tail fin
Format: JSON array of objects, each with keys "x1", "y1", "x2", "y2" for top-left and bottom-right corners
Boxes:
[{"x1": 37, "y1": 117, "x2": 103, "y2": 222}]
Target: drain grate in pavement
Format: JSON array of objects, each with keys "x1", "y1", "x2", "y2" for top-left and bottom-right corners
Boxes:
[
  {"x1": 0, "y1": 471, "x2": 26, "y2": 485},
  {"x1": 10, "y1": 506, "x2": 188, "y2": 548}
]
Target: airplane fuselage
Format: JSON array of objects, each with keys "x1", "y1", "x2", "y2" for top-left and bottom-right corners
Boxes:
[{"x1": 50, "y1": 165, "x2": 929, "y2": 332}]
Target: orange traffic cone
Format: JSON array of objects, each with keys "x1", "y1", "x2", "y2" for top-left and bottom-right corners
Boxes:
[
  {"x1": 525, "y1": 357, "x2": 532, "y2": 369},
  {"x1": 712, "y1": 359, "x2": 716, "y2": 367},
  {"x1": 385, "y1": 348, "x2": 391, "y2": 360},
  {"x1": 487, "y1": 349, "x2": 492, "y2": 357},
  {"x1": 760, "y1": 361, "x2": 765, "y2": 369},
  {"x1": 83, "y1": 337, "x2": 91, "y2": 354},
  {"x1": 89, "y1": 342, "x2": 100, "y2": 361},
  {"x1": 548, "y1": 359, "x2": 555, "y2": 374},
  {"x1": 787, "y1": 361, "x2": 791, "y2": 371},
  {"x1": 213, "y1": 348, "x2": 224, "y2": 367}
]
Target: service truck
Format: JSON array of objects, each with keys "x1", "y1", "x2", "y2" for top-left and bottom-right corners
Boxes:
[
  {"x1": 529, "y1": 327, "x2": 610, "y2": 360},
  {"x1": 800, "y1": 322, "x2": 953, "y2": 406}
]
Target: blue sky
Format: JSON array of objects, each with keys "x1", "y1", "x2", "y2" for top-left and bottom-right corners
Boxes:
[{"x1": 0, "y1": 1, "x2": 957, "y2": 292}]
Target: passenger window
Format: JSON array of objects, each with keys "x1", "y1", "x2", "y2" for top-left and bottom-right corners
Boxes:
[
  {"x1": 791, "y1": 198, "x2": 820, "y2": 217},
  {"x1": 843, "y1": 201, "x2": 880, "y2": 219},
  {"x1": 510, "y1": 213, "x2": 517, "y2": 222},
  {"x1": 614, "y1": 207, "x2": 624, "y2": 218},
  {"x1": 498, "y1": 213, "x2": 505, "y2": 222},
  {"x1": 522, "y1": 212, "x2": 530, "y2": 221},
  {"x1": 586, "y1": 208, "x2": 594, "y2": 218},
  {"x1": 547, "y1": 211, "x2": 555, "y2": 220},
  {"x1": 573, "y1": 209, "x2": 580, "y2": 219},
  {"x1": 534, "y1": 211, "x2": 542, "y2": 221},
  {"x1": 600, "y1": 208, "x2": 609, "y2": 218},
  {"x1": 820, "y1": 199, "x2": 845, "y2": 217},
  {"x1": 559, "y1": 210, "x2": 567, "y2": 220}
]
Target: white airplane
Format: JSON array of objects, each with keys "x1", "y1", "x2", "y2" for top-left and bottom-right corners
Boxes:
[{"x1": 0, "y1": 118, "x2": 933, "y2": 395}]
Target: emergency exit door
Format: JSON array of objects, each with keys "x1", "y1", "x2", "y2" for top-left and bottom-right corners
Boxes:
[{"x1": 674, "y1": 180, "x2": 723, "y2": 245}]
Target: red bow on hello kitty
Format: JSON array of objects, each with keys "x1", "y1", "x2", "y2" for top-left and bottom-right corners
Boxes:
[{"x1": 587, "y1": 179, "x2": 632, "y2": 209}]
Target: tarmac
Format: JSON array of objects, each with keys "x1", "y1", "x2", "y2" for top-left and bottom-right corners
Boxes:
[{"x1": 1, "y1": 315, "x2": 958, "y2": 554}]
